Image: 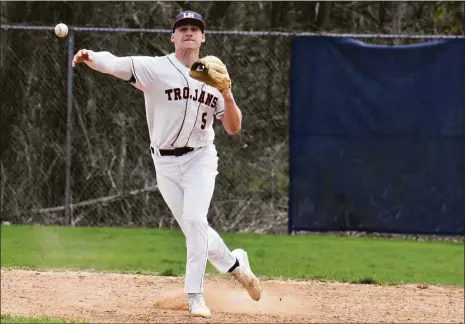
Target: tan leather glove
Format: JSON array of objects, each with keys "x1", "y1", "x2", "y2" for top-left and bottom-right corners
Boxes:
[{"x1": 189, "y1": 55, "x2": 232, "y2": 91}]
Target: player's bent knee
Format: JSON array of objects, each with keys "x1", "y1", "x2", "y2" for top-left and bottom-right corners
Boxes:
[{"x1": 184, "y1": 216, "x2": 208, "y2": 230}]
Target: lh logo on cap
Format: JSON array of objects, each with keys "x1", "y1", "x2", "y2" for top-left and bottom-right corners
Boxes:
[{"x1": 183, "y1": 12, "x2": 195, "y2": 18}]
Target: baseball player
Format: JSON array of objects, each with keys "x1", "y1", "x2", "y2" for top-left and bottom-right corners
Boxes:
[{"x1": 72, "y1": 10, "x2": 261, "y2": 318}]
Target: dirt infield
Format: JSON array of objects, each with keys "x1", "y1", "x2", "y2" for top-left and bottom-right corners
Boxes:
[{"x1": 1, "y1": 269, "x2": 463, "y2": 323}]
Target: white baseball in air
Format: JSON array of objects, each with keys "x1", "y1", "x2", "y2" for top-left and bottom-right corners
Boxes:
[{"x1": 55, "y1": 23, "x2": 68, "y2": 37}]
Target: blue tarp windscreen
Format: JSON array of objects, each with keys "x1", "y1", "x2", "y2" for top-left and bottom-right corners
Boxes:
[{"x1": 289, "y1": 36, "x2": 465, "y2": 235}]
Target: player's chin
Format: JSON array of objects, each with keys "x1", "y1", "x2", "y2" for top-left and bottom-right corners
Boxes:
[{"x1": 180, "y1": 43, "x2": 200, "y2": 50}]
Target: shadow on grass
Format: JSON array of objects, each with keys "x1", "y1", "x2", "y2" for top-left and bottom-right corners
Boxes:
[
  {"x1": 351, "y1": 277, "x2": 380, "y2": 285},
  {"x1": 160, "y1": 268, "x2": 177, "y2": 276}
]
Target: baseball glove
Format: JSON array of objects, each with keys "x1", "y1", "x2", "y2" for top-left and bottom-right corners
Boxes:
[{"x1": 189, "y1": 55, "x2": 231, "y2": 91}]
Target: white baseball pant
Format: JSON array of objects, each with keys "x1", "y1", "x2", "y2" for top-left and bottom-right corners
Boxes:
[{"x1": 151, "y1": 144, "x2": 237, "y2": 293}]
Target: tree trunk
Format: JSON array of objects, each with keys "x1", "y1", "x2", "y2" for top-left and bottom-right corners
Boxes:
[{"x1": 316, "y1": 1, "x2": 333, "y2": 30}]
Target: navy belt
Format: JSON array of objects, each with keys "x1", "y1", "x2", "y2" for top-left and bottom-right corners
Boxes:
[{"x1": 151, "y1": 146, "x2": 195, "y2": 157}]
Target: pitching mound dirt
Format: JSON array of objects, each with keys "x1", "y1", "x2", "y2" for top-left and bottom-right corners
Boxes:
[{"x1": 1, "y1": 269, "x2": 463, "y2": 323}]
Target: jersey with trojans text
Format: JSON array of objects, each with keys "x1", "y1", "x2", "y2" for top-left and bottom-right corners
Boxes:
[{"x1": 129, "y1": 53, "x2": 225, "y2": 149}]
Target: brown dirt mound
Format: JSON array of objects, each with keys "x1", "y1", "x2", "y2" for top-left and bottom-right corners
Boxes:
[{"x1": 1, "y1": 269, "x2": 463, "y2": 323}]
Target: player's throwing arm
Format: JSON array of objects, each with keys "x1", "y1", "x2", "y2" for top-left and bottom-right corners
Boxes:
[{"x1": 72, "y1": 49, "x2": 133, "y2": 81}]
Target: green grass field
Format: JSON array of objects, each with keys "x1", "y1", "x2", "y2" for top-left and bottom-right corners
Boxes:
[
  {"x1": 1, "y1": 224, "x2": 463, "y2": 286},
  {"x1": 0, "y1": 314, "x2": 84, "y2": 323}
]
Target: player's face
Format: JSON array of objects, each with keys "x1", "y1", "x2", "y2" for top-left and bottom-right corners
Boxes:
[{"x1": 172, "y1": 24, "x2": 205, "y2": 50}]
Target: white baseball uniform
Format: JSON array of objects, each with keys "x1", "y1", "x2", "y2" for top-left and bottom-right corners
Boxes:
[{"x1": 85, "y1": 51, "x2": 237, "y2": 293}]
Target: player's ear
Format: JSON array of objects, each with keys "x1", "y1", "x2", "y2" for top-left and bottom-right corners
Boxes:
[
  {"x1": 201, "y1": 33, "x2": 206, "y2": 43},
  {"x1": 171, "y1": 33, "x2": 175, "y2": 43}
]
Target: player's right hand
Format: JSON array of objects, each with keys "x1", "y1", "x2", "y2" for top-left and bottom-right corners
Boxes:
[{"x1": 72, "y1": 49, "x2": 93, "y2": 67}]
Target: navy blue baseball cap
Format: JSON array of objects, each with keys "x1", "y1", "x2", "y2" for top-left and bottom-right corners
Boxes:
[{"x1": 173, "y1": 10, "x2": 205, "y2": 33}]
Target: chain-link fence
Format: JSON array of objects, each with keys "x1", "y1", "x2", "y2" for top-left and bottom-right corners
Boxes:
[{"x1": 1, "y1": 25, "x2": 463, "y2": 233}]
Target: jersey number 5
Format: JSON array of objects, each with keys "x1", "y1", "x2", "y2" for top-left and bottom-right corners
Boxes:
[{"x1": 201, "y1": 112, "x2": 207, "y2": 129}]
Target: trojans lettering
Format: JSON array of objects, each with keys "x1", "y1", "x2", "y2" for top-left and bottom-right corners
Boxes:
[{"x1": 165, "y1": 87, "x2": 218, "y2": 109}]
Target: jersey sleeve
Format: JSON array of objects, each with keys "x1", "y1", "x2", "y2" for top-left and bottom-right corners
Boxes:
[
  {"x1": 127, "y1": 56, "x2": 159, "y2": 91},
  {"x1": 214, "y1": 93, "x2": 225, "y2": 119}
]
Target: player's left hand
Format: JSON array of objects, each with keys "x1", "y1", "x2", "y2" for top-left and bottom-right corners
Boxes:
[{"x1": 189, "y1": 55, "x2": 231, "y2": 91}]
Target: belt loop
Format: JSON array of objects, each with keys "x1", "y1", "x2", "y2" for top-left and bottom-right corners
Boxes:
[{"x1": 150, "y1": 146, "x2": 161, "y2": 157}]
